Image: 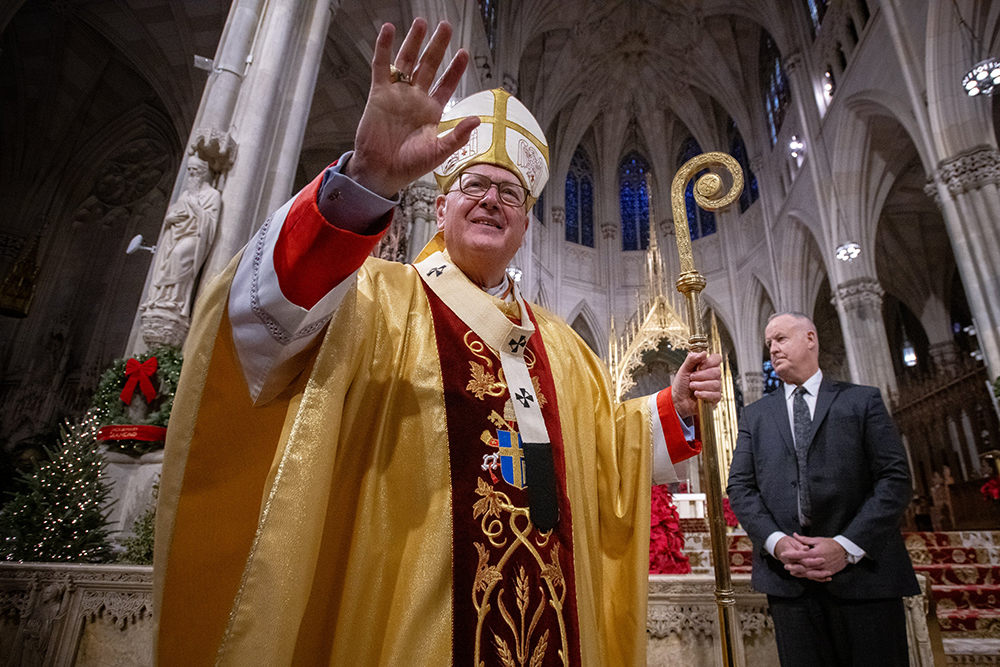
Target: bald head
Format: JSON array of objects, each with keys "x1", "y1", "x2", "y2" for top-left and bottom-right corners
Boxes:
[{"x1": 765, "y1": 312, "x2": 820, "y2": 386}]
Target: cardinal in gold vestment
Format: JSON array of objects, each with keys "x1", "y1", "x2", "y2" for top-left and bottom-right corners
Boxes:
[{"x1": 153, "y1": 19, "x2": 720, "y2": 667}]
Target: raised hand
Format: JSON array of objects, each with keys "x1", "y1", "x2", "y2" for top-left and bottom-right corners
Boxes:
[
  {"x1": 345, "y1": 19, "x2": 481, "y2": 199},
  {"x1": 670, "y1": 351, "x2": 723, "y2": 419}
]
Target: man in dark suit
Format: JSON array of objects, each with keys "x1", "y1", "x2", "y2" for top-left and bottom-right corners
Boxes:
[{"x1": 727, "y1": 312, "x2": 919, "y2": 667}]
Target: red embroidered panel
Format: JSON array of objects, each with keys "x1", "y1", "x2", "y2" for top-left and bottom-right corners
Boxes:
[{"x1": 424, "y1": 286, "x2": 581, "y2": 667}]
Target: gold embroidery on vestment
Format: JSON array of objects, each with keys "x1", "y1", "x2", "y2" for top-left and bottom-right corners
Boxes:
[
  {"x1": 464, "y1": 331, "x2": 547, "y2": 407},
  {"x1": 468, "y1": 361, "x2": 506, "y2": 399},
  {"x1": 471, "y1": 478, "x2": 569, "y2": 666}
]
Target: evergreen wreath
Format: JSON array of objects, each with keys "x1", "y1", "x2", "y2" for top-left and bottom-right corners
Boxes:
[{"x1": 92, "y1": 344, "x2": 183, "y2": 456}]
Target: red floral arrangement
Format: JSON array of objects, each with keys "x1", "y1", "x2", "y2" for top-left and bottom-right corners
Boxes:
[
  {"x1": 981, "y1": 477, "x2": 1000, "y2": 502},
  {"x1": 649, "y1": 484, "x2": 691, "y2": 574},
  {"x1": 723, "y1": 497, "x2": 739, "y2": 528}
]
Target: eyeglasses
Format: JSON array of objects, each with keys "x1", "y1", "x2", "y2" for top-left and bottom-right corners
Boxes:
[{"x1": 453, "y1": 172, "x2": 529, "y2": 207}]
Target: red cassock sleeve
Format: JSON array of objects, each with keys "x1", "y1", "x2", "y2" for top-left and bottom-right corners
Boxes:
[
  {"x1": 272, "y1": 166, "x2": 392, "y2": 309},
  {"x1": 657, "y1": 387, "x2": 703, "y2": 463}
]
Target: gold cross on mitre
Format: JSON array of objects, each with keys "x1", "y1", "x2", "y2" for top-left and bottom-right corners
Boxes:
[{"x1": 433, "y1": 88, "x2": 550, "y2": 210}]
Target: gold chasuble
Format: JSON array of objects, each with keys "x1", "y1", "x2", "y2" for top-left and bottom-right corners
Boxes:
[{"x1": 154, "y1": 251, "x2": 658, "y2": 667}]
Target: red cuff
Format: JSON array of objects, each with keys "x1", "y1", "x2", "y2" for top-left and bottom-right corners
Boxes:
[
  {"x1": 656, "y1": 387, "x2": 703, "y2": 464},
  {"x1": 273, "y1": 165, "x2": 392, "y2": 309}
]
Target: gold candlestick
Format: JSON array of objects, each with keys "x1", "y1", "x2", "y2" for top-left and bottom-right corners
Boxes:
[{"x1": 670, "y1": 152, "x2": 744, "y2": 667}]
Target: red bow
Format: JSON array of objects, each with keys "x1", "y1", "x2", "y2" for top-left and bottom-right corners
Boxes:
[{"x1": 120, "y1": 357, "x2": 158, "y2": 404}]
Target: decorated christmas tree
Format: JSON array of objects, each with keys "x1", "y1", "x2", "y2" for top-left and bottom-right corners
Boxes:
[{"x1": 0, "y1": 410, "x2": 114, "y2": 563}]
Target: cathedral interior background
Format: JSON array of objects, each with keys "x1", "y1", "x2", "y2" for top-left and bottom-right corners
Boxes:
[
  {"x1": 0, "y1": 0, "x2": 1000, "y2": 520},
  {"x1": 4, "y1": 1, "x2": 1000, "y2": 664},
  {"x1": 2, "y1": 0, "x2": 1000, "y2": 553},
  {"x1": 4, "y1": 0, "x2": 1000, "y2": 527}
]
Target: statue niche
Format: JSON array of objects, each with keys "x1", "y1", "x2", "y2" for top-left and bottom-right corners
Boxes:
[{"x1": 140, "y1": 155, "x2": 220, "y2": 346}]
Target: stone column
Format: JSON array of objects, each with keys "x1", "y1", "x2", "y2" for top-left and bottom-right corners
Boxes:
[
  {"x1": 741, "y1": 371, "x2": 764, "y2": 406},
  {"x1": 929, "y1": 147, "x2": 1000, "y2": 378},
  {"x1": 928, "y1": 341, "x2": 960, "y2": 373},
  {"x1": 130, "y1": 0, "x2": 336, "y2": 352},
  {"x1": 403, "y1": 176, "x2": 440, "y2": 263},
  {"x1": 834, "y1": 277, "x2": 898, "y2": 397}
]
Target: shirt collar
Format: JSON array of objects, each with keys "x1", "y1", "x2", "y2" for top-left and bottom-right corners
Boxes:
[
  {"x1": 783, "y1": 368, "x2": 823, "y2": 401},
  {"x1": 484, "y1": 274, "x2": 513, "y2": 302}
]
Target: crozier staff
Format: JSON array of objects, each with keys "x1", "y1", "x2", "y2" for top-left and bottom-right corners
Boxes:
[{"x1": 154, "y1": 18, "x2": 722, "y2": 667}]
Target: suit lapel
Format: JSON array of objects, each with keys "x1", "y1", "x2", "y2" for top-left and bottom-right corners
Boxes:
[
  {"x1": 804, "y1": 377, "x2": 841, "y2": 452},
  {"x1": 767, "y1": 389, "x2": 795, "y2": 456}
]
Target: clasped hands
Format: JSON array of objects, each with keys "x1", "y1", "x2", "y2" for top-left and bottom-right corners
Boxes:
[{"x1": 774, "y1": 533, "x2": 849, "y2": 582}]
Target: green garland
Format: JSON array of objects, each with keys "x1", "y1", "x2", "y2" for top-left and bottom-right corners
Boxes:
[{"x1": 92, "y1": 345, "x2": 183, "y2": 456}]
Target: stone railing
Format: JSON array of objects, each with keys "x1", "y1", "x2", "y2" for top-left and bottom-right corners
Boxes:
[
  {"x1": 0, "y1": 562, "x2": 153, "y2": 667},
  {"x1": 647, "y1": 573, "x2": 935, "y2": 667},
  {"x1": 0, "y1": 565, "x2": 932, "y2": 666}
]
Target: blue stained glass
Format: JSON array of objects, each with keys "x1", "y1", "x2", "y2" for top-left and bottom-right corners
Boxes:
[
  {"x1": 581, "y1": 177, "x2": 594, "y2": 248},
  {"x1": 619, "y1": 151, "x2": 650, "y2": 251},
  {"x1": 701, "y1": 209, "x2": 716, "y2": 236},
  {"x1": 805, "y1": 0, "x2": 828, "y2": 36},
  {"x1": 763, "y1": 360, "x2": 781, "y2": 394},
  {"x1": 565, "y1": 172, "x2": 579, "y2": 243},
  {"x1": 685, "y1": 182, "x2": 699, "y2": 240},
  {"x1": 677, "y1": 136, "x2": 716, "y2": 238},
  {"x1": 760, "y1": 32, "x2": 789, "y2": 147},
  {"x1": 478, "y1": 0, "x2": 498, "y2": 52},
  {"x1": 728, "y1": 123, "x2": 759, "y2": 214},
  {"x1": 639, "y1": 179, "x2": 649, "y2": 249},
  {"x1": 566, "y1": 147, "x2": 594, "y2": 247},
  {"x1": 621, "y1": 182, "x2": 637, "y2": 251}
]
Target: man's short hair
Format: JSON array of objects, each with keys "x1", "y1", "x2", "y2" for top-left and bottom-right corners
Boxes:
[{"x1": 767, "y1": 311, "x2": 813, "y2": 326}]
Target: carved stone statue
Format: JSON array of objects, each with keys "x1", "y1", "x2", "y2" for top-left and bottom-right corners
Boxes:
[
  {"x1": 141, "y1": 155, "x2": 221, "y2": 346},
  {"x1": 6, "y1": 580, "x2": 70, "y2": 667}
]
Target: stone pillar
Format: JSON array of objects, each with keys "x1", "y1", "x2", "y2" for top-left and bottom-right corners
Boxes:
[
  {"x1": 928, "y1": 341, "x2": 960, "y2": 373},
  {"x1": 929, "y1": 147, "x2": 1000, "y2": 378},
  {"x1": 834, "y1": 277, "x2": 898, "y2": 397},
  {"x1": 403, "y1": 176, "x2": 440, "y2": 263},
  {"x1": 204, "y1": 0, "x2": 335, "y2": 281},
  {"x1": 129, "y1": 0, "x2": 336, "y2": 353},
  {"x1": 741, "y1": 371, "x2": 764, "y2": 405}
]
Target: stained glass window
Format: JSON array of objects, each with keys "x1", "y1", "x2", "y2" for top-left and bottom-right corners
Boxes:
[
  {"x1": 763, "y1": 360, "x2": 782, "y2": 394},
  {"x1": 619, "y1": 152, "x2": 651, "y2": 251},
  {"x1": 478, "y1": 0, "x2": 498, "y2": 53},
  {"x1": 760, "y1": 32, "x2": 790, "y2": 146},
  {"x1": 677, "y1": 137, "x2": 716, "y2": 239},
  {"x1": 804, "y1": 0, "x2": 829, "y2": 39},
  {"x1": 565, "y1": 147, "x2": 594, "y2": 247},
  {"x1": 728, "y1": 120, "x2": 759, "y2": 214}
]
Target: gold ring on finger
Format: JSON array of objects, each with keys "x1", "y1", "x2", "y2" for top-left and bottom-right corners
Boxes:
[{"x1": 389, "y1": 64, "x2": 411, "y2": 84}]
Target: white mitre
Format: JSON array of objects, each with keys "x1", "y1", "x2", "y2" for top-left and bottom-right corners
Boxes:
[{"x1": 433, "y1": 88, "x2": 550, "y2": 209}]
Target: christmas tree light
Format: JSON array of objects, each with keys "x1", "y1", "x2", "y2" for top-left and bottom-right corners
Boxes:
[{"x1": 0, "y1": 410, "x2": 114, "y2": 562}]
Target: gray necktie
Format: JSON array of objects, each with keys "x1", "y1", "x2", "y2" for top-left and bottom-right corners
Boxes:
[{"x1": 793, "y1": 385, "x2": 812, "y2": 526}]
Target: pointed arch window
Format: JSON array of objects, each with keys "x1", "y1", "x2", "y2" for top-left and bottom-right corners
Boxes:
[
  {"x1": 760, "y1": 32, "x2": 790, "y2": 146},
  {"x1": 565, "y1": 147, "x2": 594, "y2": 247},
  {"x1": 619, "y1": 152, "x2": 650, "y2": 251},
  {"x1": 727, "y1": 120, "x2": 759, "y2": 214},
  {"x1": 478, "y1": 0, "x2": 499, "y2": 53},
  {"x1": 804, "y1": 0, "x2": 829, "y2": 39},
  {"x1": 677, "y1": 137, "x2": 716, "y2": 239}
]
